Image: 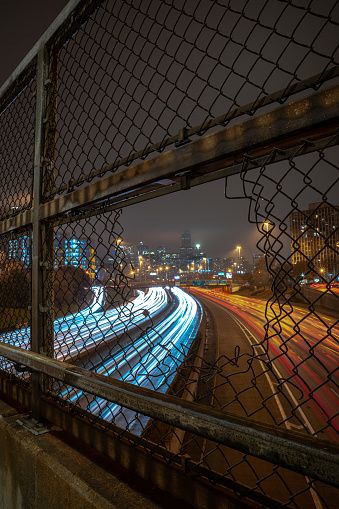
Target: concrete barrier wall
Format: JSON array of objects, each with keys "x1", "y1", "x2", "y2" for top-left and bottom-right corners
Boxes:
[
  {"x1": 0, "y1": 400, "x2": 160, "y2": 509},
  {"x1": 299, "y1": 287, "x2": 338, "y2": 314}
]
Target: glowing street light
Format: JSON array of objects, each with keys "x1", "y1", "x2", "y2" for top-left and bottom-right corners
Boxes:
[
  {"x1": 236, "y1": 245, "x2": 242, "y2": 260},
  {"x1": 262, "y1": 221, "x2": 273, "y2": 235}
]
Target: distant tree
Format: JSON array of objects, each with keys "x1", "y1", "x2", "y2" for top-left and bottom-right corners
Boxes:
[
  {"x1": 0, "y1": 260, "x2": 30, "y2": 308},
  {"x1": 253, "y1": 256, "x2": 271, "y2": 289},
  {"x1": 273, "y1": 259, "x2": 294, "y2": 292},
  {"x1": 292, "y1": 259, "x2": 314, "y2": 282},
  {"x1": 54, "y1": 266, "x2": 93, "y2": 314}
]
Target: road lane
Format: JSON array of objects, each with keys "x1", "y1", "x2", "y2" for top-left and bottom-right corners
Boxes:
[
  {"x1": 79, "y1": 287, "x2": 202, "y2": 435},
  {"x1": 188, "y1": 288, "x2": 338, "y2": 509},
  {"x1": 0, "y1": 286, "x2": 170, "y2": 371},
  {"x1": 192, "y1": 288, "x2": 339, "y2": 440}
]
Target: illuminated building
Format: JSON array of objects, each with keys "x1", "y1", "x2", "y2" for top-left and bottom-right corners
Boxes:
[
  {"x1": 64, "y1": 238, "x2": 87, "y2": 268},
  {"x1": 54, "y1": 233, "x2": 96, "y2": 276},
  {"x1": 7, "y1": 235, "x2": 31, "y2": 266},
  {"x1": 179, "y1": 231, "x2": 194, "y2": 268},
  {"x1": 87, "y1": 246, "x2": 96, "y2": 279},
  {"x1": 290, "y1": 202, "x2": 339, "y2": 276},
  {"x1": 120, "y1": 242, "x2": 138, "y2": 268}
]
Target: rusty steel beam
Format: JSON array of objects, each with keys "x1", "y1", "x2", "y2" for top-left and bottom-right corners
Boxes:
[
  {"x1": 39, "y1": 84, "x2": 339, "y2": 221},
  {"x1": 53, "y1": 130, "x2": 339, "y2": 226},
  {"x1": 0, "y1": 341, "x2": 338, "y2": 487},
  {"x1": 31, "y1": 47, "x2": 48, "y2": 419},
  {"x1": 48, "y1": 64, "x2": 339, "y2": 198},
  {"x1": 0, "y1": 210, "x2": 32, "y2": 236},
  {"x1": 1, "y1": 86, "x2": 338, "y2": 235}
]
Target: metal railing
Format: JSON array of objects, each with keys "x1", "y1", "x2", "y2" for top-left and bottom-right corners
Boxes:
[{"x1": 0, "y1": 1, "x2": 338, "y2": 508}]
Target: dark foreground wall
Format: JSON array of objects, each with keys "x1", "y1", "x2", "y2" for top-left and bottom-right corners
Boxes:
[{"x1": 0, "y1": 400, "x2": 160, "y2": 509}]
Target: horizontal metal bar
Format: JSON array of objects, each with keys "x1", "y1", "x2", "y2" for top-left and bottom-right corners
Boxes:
[
  {"x1": 40, "y1": 84, "x2": 339, "y2": 221},
  {"x1": 54, "y1": 129, "x2": 339, "y2": 226},
  {"x1": 0, "y1": 210, "x2": 32, "y2": 236},
  {"x1": 52, "y1": 65, "x2": 339, "y2": 196},
  {"x1": 1, "y1": 89, "x2": 338, "y2": 235},
  {"x1": 0, "y1": 375, "x2": 264, "y2": 509},
  {"x1": 0, "y1": 341, "x2": 338, "y2": 487}
]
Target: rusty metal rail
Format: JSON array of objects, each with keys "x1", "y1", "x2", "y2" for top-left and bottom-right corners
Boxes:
[
  {"x1": 1, "y1": 84, "x2": 339, "y2": 235},
  {"x1": 0, "y1": 340, "x2": 338, "y2": 487}
]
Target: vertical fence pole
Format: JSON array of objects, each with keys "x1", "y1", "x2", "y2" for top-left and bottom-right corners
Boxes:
[
  {"x1": 31, "y1": 46, "x2": 49, "y2": 418},
  {"x1": 41, "y1": 50, "x2": 58, "y2": 369}
]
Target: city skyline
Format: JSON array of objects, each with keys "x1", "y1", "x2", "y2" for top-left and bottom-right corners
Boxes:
[
  {"x1": 122, "y1": 228, "x2": 256, "y2": 264},
  {"x1": 121, "y1": 179, "x2": 261, "y2": 260}
]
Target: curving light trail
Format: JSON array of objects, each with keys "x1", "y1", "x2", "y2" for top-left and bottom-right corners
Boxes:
[
  {"x1": 1, "y1": 285, "x2": 202, "y2": 435},
  {"x1": 54, "y1": 286, "x2": 168, "y2": 360},
  {"x1": 192, "y1": 287, "x2": 339, "y2": 439},
  {"x1": 69, "y1": 287, "x2": 201, "y2": 433},
  {"x1": 0, "y1": 286, "x2": 168, "y2": 362}
]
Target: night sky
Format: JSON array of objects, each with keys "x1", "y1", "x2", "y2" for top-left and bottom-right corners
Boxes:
[
  {"x1": 0, "y1": 1, "x2": 260, "y2": 260},
  {"x1": 1, "y1": 2, "x2": 336, "y2": 261}
]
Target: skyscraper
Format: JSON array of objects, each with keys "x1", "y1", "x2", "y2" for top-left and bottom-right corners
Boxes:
[
  {"x1": 179, "y1": 231, "x2": 194, "y2": 269},
  {"x1": 290, "y1": 202, "x2": 339, "y2": 276},
  {"x1": 7, "y1": 235, "x2": 31, "y2": 266},
  {"x1": 54, "y1": 234, "x2": 96, "y2": 276}
]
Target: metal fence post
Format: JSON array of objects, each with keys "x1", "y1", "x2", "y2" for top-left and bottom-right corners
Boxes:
[{"x1": 31, "y1": 45, "x2": 52, "y2": 417}]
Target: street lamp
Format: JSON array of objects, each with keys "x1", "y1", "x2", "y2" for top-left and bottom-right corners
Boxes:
[{"x1": 263, "y1": 220, "x2": 274, "y2": 234}]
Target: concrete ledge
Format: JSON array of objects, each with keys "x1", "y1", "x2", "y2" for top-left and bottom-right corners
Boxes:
[{"x1": 0, "y1": 400, "x2": 160, "y2": 509}]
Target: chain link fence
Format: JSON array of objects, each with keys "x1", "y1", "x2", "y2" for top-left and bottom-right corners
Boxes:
[
  {"x1": 0, "y1": 67, "x2": 36, "y2": 221},
  {"x1": 0, "y1": 229, "x2": 32, "y2": 375},
  {"x1": 0, "y1": 1, "x2": 338, "y2": 508},
  {"x1": 45, "y1": 0, "x2": 339, "y2": 198}
]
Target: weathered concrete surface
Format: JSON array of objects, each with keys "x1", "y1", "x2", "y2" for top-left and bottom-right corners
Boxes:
[
  {"x1": 0, "y1": 400, "x2": 161, "y2": 509},
  {"x1": 300, "y1": 287, "x2": 339, "y2": 314}
]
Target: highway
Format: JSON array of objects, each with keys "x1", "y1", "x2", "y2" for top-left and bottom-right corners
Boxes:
[
  {"x1": 1, "y1": 286, "x2": 202, "y2": 428},
  {"x1": 66, "y1": 287, "x2": 202, "y2": 434},
  {"x1": 192, "y1": 288, "x2": 338, "y2": 439},
  {"x1": 0, "y1": 286, "x2": 169, "y2": 365},
  {"x1": 188, "y1": 288, "x2": 338, "y2": 509}
]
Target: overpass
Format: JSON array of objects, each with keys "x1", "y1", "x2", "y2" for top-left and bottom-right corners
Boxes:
[{"x1": 0, "y1": 1, "x2": 338, "y2": 508}]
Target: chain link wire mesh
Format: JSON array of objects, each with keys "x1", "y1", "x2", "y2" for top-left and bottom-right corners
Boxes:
[
  {"x1": 0, "y1": 1, "x2": 338, "y2": 508},
  {"x1": 47, "y1": 209, "x2": 201, "y2": 435},
  {"x1": 46, "y1": 0, "x2": 339, "y2": 198},
  {"x1": 0, "y1": 68, "x2": 36, "y2": 221},
  {"x1": 221, "y1": 134, "x2": 339, "y2": 442},
  {"x1": 38, "y1": 132, "x2": 338, "y2": 507},
  {"x1": 0, "y1": 229, "x2": 32, "y2": 375},
  {"x1": 172, "y1": 133, "x2": 338, "y2": 508}
]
